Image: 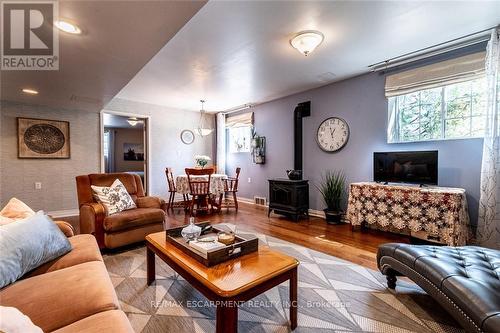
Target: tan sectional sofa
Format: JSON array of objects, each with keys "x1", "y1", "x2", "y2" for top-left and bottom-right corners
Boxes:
[{"x1": 0, "y1": 224, "x2": 133, "y2": 332}]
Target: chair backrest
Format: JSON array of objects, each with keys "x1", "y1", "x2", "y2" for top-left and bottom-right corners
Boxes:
[
  {"x1": 185, "y1": 167, "x2": 214, "y2": 196},
  {"x1": 76, "y1": 172, "x2": 145, "y2": 206},
  {"x1": 225, "y1": 167, "x2": 241, "y2": 192},
  {"x1": 165, "y1": 168, "x2": 176, "y2": 192}
]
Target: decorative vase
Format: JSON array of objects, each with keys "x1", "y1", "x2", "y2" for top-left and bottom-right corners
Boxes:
[{"x1": 181, "y1": 217, "x2": 202, "y2": 241}]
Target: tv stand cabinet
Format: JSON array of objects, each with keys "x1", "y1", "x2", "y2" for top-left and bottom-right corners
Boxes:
[{"x1": 347, "y1": 182, "x2": 470, "y2": 246}]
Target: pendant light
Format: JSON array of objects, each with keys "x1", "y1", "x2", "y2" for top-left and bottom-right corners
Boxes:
[{"x1": 195, "y1": 100, "x2": 213, "y2": 136}]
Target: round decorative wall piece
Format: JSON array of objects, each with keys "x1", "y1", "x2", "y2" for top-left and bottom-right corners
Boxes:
[
  {"x1": 180, "y1": 129, "x2": 195, "y2": 145},
  {"x1": 316, "y1": 117, "x2": 350, "y2": 152},
  {"x1": 24, "y1": 124, "x2": 65, "y2": 154}
]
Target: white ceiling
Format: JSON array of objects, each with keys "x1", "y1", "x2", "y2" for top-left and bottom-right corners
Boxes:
[
  {"x1": 1, "y1": 0, "x2": 206, "y2": 112},
  {"x1": 117, "y1": 0, "x2": 500, "y2": 113},
  {"x1": 103, "y1": 113, "x2": 144, "y2": 129}
]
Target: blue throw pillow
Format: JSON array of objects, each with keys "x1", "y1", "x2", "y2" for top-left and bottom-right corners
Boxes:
[{"x1": 0, "y1": 212, "x2": 72, "y2": 289}]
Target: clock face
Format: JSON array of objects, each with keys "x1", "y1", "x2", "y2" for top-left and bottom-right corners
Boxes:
[
  {"x1": 180, "y1": 129, "x2": 195, "y2": 145},
  {"x1": 316, "y1": 117, "x2": 349, "y2": 152}
]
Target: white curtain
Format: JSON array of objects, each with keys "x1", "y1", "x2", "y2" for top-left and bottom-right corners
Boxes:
[
  {"x1": 385, "y1": 52, "x2": 486, "y2": 97},
  {"x1": 105, "y1": 129, "x2": 115, "y2": 173},
  {"x1": 225, "y1": 112, "x2": 254, "y2": 128},
  {"x1": 216, "y1": 113, "x2": 226, "y2": 174},
  {"x1": 477, "y1": 28, "x2": 500, "y2": 249}
]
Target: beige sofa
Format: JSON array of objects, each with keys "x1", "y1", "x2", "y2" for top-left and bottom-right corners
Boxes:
[{"x1": 0, "y1": 222, "x2": 133, "y2": 333}]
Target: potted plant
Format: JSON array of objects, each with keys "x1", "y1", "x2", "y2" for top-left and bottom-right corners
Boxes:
[
  {"x1": 316, "y1": 170, "x2": 346, "y2": 224},
  {"x1": 194, "y1": 155, "x2": 211, "y2": 168}
]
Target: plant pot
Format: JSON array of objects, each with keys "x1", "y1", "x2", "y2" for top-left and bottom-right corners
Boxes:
[{"x1": 324, "y1": 209, "x2": 342, "y2": 224}]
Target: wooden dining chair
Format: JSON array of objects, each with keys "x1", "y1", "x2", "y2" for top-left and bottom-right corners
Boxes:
[
  {"x1": 185, "y1": 167, "x2": 214, "y2": 216},
  {"x1": 222, "y1": 167, "x2": 241, "y2": 211},
  {"x1": 165, "y1": 168, "x2": 188, "y2": 212}
]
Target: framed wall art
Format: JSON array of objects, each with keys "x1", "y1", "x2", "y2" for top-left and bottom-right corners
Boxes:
[{"x1": 17, "y1": 117, "x2": 70, "y2": 159}]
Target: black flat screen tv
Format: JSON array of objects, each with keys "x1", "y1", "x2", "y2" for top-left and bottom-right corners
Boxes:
[{"x1": 373, "y1": 151, "x2": 438, "y2": 185}]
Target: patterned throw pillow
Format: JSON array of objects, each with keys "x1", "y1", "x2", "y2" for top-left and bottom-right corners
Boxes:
[{"x1": 91, "y1": 179, "x2": 136, "y2": 215}]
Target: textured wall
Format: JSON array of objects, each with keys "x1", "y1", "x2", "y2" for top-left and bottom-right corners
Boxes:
[
  {"x1": 0, "y1": 98, "x2": 215, "y2": 211},
  {"x1": 105, "y1": 98, "x2": 215, "y2": 200},
  {"x1": 0, "y1": 101, "x2": 100, "y2": 211},
  {"x1": 226, "y1": 72, "x2": 483, "y2": 226}
]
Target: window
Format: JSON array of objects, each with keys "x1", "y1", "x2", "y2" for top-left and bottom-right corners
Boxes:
[
  {"x1": 225, "y1": 111, "x2": 254, "y2": 153},
  {"x1": 103, "y1": 130, "x2": 110, "y2": 156},
  {"x1": 228, "y1": 126, "x2": 252, "y2": 153},
  {"x1": 388, "y1": 78, "x2": 487, "y2": 143}
]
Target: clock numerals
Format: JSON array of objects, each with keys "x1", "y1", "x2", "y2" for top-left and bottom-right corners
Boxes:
[{"x1": 317, "y1": 117, "x2": 349, "y2": 152}]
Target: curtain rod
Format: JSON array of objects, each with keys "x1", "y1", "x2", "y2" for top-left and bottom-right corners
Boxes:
[
  {"x1": 219, "y1": 103, "x2": 254, "y2": 115},
  {"x1": 369, "y1": 26, "x2": 495, "y2": 72}
]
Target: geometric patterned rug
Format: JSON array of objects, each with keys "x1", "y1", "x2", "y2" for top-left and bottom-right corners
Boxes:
[{"x1": 103, "y1": 230, "x2": 464, "y2": 333}]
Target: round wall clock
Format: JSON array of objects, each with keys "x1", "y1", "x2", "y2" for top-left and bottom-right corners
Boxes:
[
  {"x1": 180, "y1": 129, "x2": 195, "y2": 145},
  {"x1": 316, "y1": 117, "x2": 350, "y2": 152}
]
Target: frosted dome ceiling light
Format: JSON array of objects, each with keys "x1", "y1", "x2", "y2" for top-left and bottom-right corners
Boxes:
[
  {"x1": 127, "y1": 117, "x2": 140, "y2": 126},
  {"x1": 55, "y1": 20, "x2": 81, "y2": 34},
  {"x1": 290, "y1": 30, "x2": 324, "y2": 56}
]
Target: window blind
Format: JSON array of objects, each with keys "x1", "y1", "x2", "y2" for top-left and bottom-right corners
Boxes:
[
  {"x1": 385, "y1": 51, "x2": 486, "y2": 97},
  {"x1": 225, "y1": 112, "x2": 254, "y2": 128}
]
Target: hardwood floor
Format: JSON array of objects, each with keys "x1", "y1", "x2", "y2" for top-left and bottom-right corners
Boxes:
[{"x1": 165, "y1": 202, "x2": 410, "y2": 270}]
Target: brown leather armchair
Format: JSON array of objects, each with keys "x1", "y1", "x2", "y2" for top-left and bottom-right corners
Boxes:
[{"x1": 76, "y1": 173, "x2": 167, "y2": 249}]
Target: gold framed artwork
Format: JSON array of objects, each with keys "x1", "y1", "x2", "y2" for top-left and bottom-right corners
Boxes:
[{"x1": 17, "y1": 117, "x2": 70, "y2": 159}]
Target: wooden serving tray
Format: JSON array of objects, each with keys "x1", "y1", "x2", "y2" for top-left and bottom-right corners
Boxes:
[{"x1": 165, "y1": 222, "x2": 258, "y2": 267}]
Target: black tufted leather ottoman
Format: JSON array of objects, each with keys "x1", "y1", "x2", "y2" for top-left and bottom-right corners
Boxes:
[{"x1": 377, "y1": 243, "x2": 500, "y2": 333}]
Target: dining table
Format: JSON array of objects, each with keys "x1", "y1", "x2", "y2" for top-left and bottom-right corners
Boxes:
[{"x1": 175, "y1": 173, "x2": 228, "y2": 212}]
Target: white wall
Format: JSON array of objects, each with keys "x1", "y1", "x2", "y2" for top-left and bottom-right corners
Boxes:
[{"x1": 104, "y1": 98, "x2": 215, "y2": 199}]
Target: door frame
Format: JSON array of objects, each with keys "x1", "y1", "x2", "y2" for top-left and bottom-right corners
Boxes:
[{"x1": 100, "y1": 110, "x2": 151, "y2": 194}]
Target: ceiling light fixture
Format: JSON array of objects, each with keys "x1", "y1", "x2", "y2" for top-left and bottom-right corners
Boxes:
[
  {"x1": 290, "y1": 30, "x2": 324, "y2": 56},
  {"x1": 127, "y1": 117, "x2": 140, "y2": 126},
  {"x1": 22, "y1": 88, "x2": 38, "y2": 95},
  {"x1": 54, "y1": 20, "x2": 82, "y2": 34},
  {"x1": 196, "y1": 100, "x2": 214, "y2": 136}
]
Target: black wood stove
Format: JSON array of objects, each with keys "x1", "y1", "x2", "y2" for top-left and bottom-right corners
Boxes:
[{"x1": 268, "y1": 101, "x2": 310, "y2": 221}]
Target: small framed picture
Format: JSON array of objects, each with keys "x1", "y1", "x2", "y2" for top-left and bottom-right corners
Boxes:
[{"x1": 17, "y1": 117, "x2": 70, "y2": 159}]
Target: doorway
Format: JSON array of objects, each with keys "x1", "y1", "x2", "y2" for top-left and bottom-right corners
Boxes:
[{"x1": 101, "y1": 111, "x2": 150, "y2": 194}]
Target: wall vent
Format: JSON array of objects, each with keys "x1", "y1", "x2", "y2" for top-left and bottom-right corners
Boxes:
[{"x1": 254, "y1": 196, "x2": 267, "y2": 206}]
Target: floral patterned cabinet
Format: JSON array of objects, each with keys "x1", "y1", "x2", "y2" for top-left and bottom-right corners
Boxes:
[{"x1": 347, "y1": 182, "x2": 470, "y2": 246}]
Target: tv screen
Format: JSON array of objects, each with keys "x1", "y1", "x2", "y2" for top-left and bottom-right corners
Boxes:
[{"x1": 374, "y1": 151, "x2": 438, "y2": 185}]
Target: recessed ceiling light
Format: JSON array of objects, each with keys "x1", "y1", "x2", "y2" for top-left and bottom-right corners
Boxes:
[
  {"x1": 54, "y1": 20, "x2": 81, "y2": 34},
  {"x1": 290, "y1": 30, "x2": 324, "y2": 56},
  {"x1": 22, "y1": 88, "x2": 38, "y2": 95}
]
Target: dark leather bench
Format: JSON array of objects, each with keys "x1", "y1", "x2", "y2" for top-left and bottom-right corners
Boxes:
[{"x1": 377, "y1": 243, "x2": 500, "y2": 333}]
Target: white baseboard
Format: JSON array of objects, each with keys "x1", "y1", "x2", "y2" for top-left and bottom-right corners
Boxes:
[
  {"x1": 239, "y1": 197, "x2": 326, "y2": 219},
  {"x1": 47, "y1": 209, "x2": 79, "y2": 218}
]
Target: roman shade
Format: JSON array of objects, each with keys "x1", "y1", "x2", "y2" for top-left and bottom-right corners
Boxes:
[
  {"x1": 385, "y1": 51, "x2": 486, "y2": 97},
  {"x1": 225, "y1": 112, "x2": 253, "y2": 128}
]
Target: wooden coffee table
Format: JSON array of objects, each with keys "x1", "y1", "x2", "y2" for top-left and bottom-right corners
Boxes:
[{"x1": 146, "y1": 231, "x2": 299, "y2": 333}]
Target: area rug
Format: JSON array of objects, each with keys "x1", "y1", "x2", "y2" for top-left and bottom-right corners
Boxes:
[{"x1": 103, "y1": 231, "x2": 463, "y2": 333}]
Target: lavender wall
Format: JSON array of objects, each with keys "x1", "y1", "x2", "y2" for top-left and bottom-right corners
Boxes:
[{"x1": 226, "y1": 72, "x2": 483, "y2": 226}]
